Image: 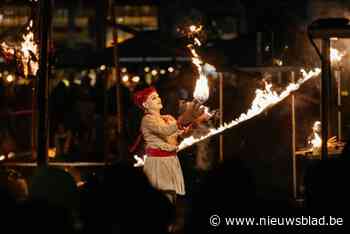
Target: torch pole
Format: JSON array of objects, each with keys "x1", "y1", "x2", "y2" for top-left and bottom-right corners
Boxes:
[
  {"x1": 31, "y1": 78, "x2": 36, "y2": 160},
  {"x1": 109, "y1": 0, "x2": 124, "y2": 160},
  {"x1": 36, "y1": 0, "x2": 52, "y2": 166},
  {"x1": 291, "y1": 71, "x2": 297, "y2": 199},
  {"x1": 219, "y1": 72, "x2": 223, "y2": 162},
  {"x1": 320, "y1": 39, "x2": 331, "y2": 160},
  {"x1": 335, "y1": 69, "x2": 342, "y2": 141}
]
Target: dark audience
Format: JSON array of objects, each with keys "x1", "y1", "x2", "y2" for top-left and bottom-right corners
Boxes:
[
  {"x1": 304, "y1": 141, "x2": 350, "y2": 212},
  {"x1": 79, "y1": 163, "x2": 175, "y2": 234},
  {"x1": 0, "y1": 139, "x2": 349, "y2": 233}
]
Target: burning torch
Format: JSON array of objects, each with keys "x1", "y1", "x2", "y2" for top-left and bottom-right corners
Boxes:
[
  {"x1": 184, "y1": 25, "x2": 220, "y2": 123},
  {"x1": 179, "y1": 63, "x2": 219, "y2": 128}
]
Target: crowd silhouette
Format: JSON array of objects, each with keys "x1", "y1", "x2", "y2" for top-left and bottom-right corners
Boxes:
[{"x1": 0, "y1": 140, "x2": 348, "y2": 233}]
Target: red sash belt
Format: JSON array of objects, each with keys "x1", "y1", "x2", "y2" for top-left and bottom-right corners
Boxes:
[{"x1": 146, "y1": 148, "x2": 176, "y2": 157}]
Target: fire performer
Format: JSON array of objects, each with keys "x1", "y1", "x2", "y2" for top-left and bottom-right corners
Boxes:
[
  {"x1": 307, "y1": 121, "x2": 338, "y2": 154},
  {"x1": 130, "y1": 86, "x2": 208, "y2": 204}
]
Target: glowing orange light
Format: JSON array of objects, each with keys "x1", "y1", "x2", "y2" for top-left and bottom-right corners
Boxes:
[
  {"x1": 1, "y1": 19, "x2": 39, "y2": 78},
  {"x1": 330, "y1": 48, "x2": 345, "y2": 64},
  {"x1": 185, "y1": 25, "x2": 214, "y2": 103},
  {"x1": 132, "y1": 76, "x2": 140, "y2": 83},
  {"x1": 122, "y1": 75, "x2": 129, "y2": 83},
  {"x1": 48, "y1": 148, "x2": 56, "y2": 158}
]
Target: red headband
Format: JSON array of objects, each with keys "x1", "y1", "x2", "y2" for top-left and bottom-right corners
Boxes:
[{"x1": 133, "y1": 87, "x2": 156, "y2": 109}]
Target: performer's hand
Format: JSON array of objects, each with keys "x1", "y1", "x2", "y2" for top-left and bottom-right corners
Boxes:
[
  {"x1": 178, "y1": 101, "x2": 204, "y2": 126},
  {"x1": 163, "y1": 115, "x2": 176, "y2": 124},
  {"x1": 133, "y1": 155, "x2": 147, "y2": 167},
  {"x1": 192, "y1": 101, "x2": 205, "y2": 119},
  {"x1": 194, "y1": 112, "x2": 210, "y2": 125},
  {"x1": 178, "y1": 103, "x2": 193, "y2": 126},
  {"x1": 327, "y1": 136, "x2": 337, "y2": 148},
  {"x1": 179, "y1": 125, "x2": 193, "y2": 137}
]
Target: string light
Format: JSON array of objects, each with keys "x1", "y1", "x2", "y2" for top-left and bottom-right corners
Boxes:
[
  {"x1": 132, "y1": 76, "x2": 140, "y2": 83},
  {"x1": 62, "y1": 79, "x2": 70, "y2": 87},
  {"x1": 6, "y1": 74, "x2": 14, "y2": 83},
  {"x1": 73, "y1": 79, "x2": 82, "y2": 85},
  {"x1": 7, "y1": 152, "x2": 15, "y2": 159},
  {"x1": 122, "y1": 75, "x2": 129, "y2": 83},
  {"x1": 48, "y1": 148, "x2": 56, "y2": 158},
  {"x1": 168, "y1": 67, "x2": 174, "y2": 73},
  {"x1": 151, "y1": 69, "x2": 158, "y2": 76}
]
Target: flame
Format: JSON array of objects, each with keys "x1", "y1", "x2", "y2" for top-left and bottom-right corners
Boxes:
[
  {"x1": 20, "y1": 20, "x2": 39, "y2": 77},
  {"x1": 309, "y1": 121, "x2": 322, "y2": 151},
  {"x1": 193, "y1": 73, "x2": 210, "y2": 103},
  {"x1": 330, "y1": 48, "x2": 345, "y2": 64},
  {"x1": 0, "y1": 19, "x2": 38, "y2": 77},
  {"x1": 48, "y1": 148, "x2": 56, "y2": 158},
  {"x1": 310, "y1": 132, "x2": 322, "y2": 149},
  {"x1": 1, "y1": 42, "x2": 15, "y2": 55},
  {"x1": 177, "y1": 68, "x2": 321, "y2": 151},
  {"x1": 194, "y1": 38, "x2": 201, "y2": 46},
  {"x1": 273, "y1": 58, "x2": 283, "y2": 66},
  {"x1": 189, "y1": 25, "x2": 203, "y2": 34},
  {"x1": 185, "y1": 25, "x2": 214, "y2": 103}
]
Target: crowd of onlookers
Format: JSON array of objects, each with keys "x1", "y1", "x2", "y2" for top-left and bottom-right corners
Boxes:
[
  {"x1": 0, "y1": 163, "x2": 174, "y2": 234},
  {"x1": 0, "y1": 74, "x2": 132, "y2": 161},
  {"x1": 0, "y1": 140, "x2": 349, "y2": 233}
]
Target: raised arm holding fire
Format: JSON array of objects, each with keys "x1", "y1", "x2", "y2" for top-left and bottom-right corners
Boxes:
[{"x1": 307, "y1": 121, "x2": 343, "y2": 155}]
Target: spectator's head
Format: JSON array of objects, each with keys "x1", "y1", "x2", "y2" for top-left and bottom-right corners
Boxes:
[
  {"x1": 29, "y1": 166, "x2": 79, "y2": 211},
  {"x1": 80, "y1": 162, "x2": 174, "y2": 234},
  {"x1": 187, "y1": 158, "x2": 259, "y2": 233},
  {"x1": 0, "y1": 168, "x2": 28, "y2": 202}
]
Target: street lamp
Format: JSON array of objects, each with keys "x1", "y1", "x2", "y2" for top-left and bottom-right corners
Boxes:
[{"x1": 307, "y1": 17, "x2": 350, "y2": 160}]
